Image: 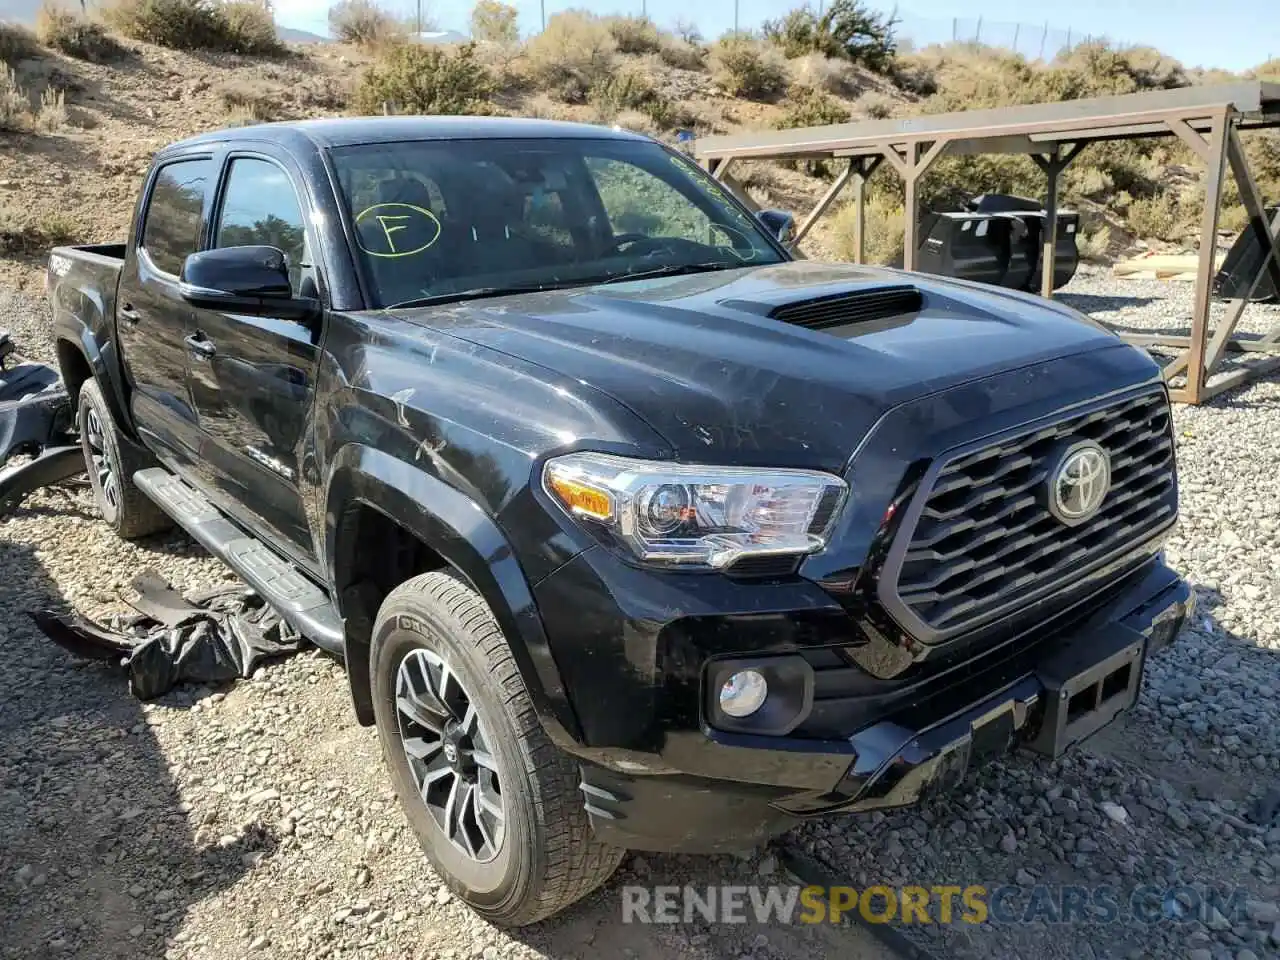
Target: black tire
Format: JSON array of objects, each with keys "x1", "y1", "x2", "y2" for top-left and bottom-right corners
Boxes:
[
  {"x1": 78, "y1": 378, "x2": 171, "y2": 540},
  {"x1": 371, "y1": 571, "x2": 623, "y2": 927}
]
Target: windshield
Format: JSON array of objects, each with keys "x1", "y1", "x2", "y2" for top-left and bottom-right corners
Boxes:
[{"x1": 329, "y1": 137, "x2": 786, "y2": 308}]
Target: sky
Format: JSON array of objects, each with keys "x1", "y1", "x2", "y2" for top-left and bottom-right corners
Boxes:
[{"x1": 272, "y1": 0, "x2": 1279, "y2": 72}]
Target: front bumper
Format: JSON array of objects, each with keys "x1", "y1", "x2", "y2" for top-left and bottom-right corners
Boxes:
[{"x1": 568, "y1": 559, "x2": 1192, "y2": 853}]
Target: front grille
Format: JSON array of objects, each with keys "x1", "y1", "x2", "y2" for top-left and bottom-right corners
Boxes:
[
  {"x1": 769, "y1": 285, "x2": 922, "y2": 330},
  {"x1": 887, "y1": 389, "x2": 1176, "y2": 639}
]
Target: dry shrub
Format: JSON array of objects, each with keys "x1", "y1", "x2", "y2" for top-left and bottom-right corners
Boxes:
[
  {"x1": 831, "y1": 193, "x2": 904, "y2": 265},
  {"x1": 354, "y1": 42, "x2": 493, "y2": 116},
  {"x1": 789, "y1": 52, "x2": 854, "y2": 94},
  {"x1": 36, "y1": 4, "x2": 126, "y2": 62},
  {"x1": 658, "y1": 35, "x2": 705, "y2": 71},
  {"x1": 855, "y1": 90, "x2": 893, "y2": 118},
  {"x1": 0, "y1": 22, "x2": 40, "y2": 66},
  {"x1": 0, "y1": 65, "x2": 30, "y2": 131},
  {"x1": 0, "y1": 205, "x2": 77, "y2": 255},
  {"x1": 1078, "y1": 225, "x2": 1112, "y2": 262},
  {"x1": 216, "y1": 78, "x2": 279, "y2": 119},
  {"x1": 35, "y1": 85, "x2": 67, "y2": 131},
  {"x1": 1127, "y1": 194, "x2": 1183, "y2": 242},
  {"x1": 328, "y1": 0, "x2": 406, "y2": 47},
  {"x1": 605, "y1": 16, "x2": 661, "y2": 55},
  {"x1": 710, "y1": 36, "x2": 787, "y2": 100},
  {"x1": 105, "y1": 0, "x2": 283, "y2": 55},
  {"x1": 525, "y1": 10, "x2": 615, "y2": 104},
  {"x1": 470, "y1": 0, "x2": 518, "y2": 46}
]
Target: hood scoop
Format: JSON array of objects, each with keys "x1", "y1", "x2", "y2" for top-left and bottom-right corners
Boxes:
[{"x1": 768, "y1": 285, "x2": 924, "y2": 331}]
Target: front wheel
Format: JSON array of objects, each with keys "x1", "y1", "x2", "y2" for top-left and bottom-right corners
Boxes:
[{"x1": 371, "y1": 571, "x2": 623, "y2": 927}]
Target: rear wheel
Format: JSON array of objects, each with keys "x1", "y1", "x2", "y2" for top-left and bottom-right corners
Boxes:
[
  {"x1": 78, "y1": 379, "x2": 171, "y2": 539},
  {"x1": 371, "y1": 571, "x2": 623, "y2": 927}
]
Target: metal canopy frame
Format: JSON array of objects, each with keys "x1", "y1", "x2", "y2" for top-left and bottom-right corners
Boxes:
[{"x1": 696, "y1": 82, "x2": 1280, "y2": 404}]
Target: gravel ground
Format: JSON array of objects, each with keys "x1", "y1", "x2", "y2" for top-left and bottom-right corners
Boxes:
[{"x1": 4, "y1": 270, "x2": 1280, "y2": 960}]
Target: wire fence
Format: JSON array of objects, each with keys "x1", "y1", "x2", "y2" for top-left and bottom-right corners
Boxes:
[{"x1": 275, "y1": 1, "x2": 1138, "y2": 64}]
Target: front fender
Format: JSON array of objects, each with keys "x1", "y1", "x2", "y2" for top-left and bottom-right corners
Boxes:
[{"x1": 324, "y1": 443, "x2": 583, "y2": 748}]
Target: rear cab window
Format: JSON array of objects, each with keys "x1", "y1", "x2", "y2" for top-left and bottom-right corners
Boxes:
[{"x1": 140, "y1": 158, "x2": 214, "y2": 276}]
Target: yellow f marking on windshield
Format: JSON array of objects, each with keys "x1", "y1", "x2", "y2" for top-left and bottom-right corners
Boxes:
[
  {"x1": 354, "y1": 202, "x2": 442, "y2": 258},
  {"x1": 375, "y1": 215, "x2": 412, "y2": 251}
]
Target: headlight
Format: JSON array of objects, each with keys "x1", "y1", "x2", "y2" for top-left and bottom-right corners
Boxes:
[{"x1": 542, "y1": 452, "x2": 847, "y2": 570}]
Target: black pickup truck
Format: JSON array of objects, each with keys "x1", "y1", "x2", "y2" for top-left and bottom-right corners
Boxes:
[{"x1": 47, "y1": 117, "x2": 1193, "y2": 926}]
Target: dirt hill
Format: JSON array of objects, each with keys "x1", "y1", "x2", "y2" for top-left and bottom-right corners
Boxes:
[{"x1": 1, "y1": 7, "x2": 1277, "y2": 294}]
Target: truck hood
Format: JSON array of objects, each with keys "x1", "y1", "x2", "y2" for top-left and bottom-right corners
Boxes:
[{"x1": 393, "y1": 260, "x2": 1125, "y2": 472}]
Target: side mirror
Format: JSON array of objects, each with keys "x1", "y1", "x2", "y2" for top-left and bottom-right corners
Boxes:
[
  {"x1": 756, "y1": 209, "x2": 797, "y2": 245},
  {"x1": 180, "y1": 246, "x2": 317, "y2": 322}
]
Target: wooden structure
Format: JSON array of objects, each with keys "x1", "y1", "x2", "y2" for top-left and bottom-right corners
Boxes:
[{"x1": 695, "y1": 82, "x2": 1280, "y2": 404}]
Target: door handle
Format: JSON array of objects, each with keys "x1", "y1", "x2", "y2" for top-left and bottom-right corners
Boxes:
[
  {"x1": 184, "y1": 333, "x2": 216, "y2": 359},
  {"x1": 119, "y1": 304, "x2": 141, "y2": 326}
]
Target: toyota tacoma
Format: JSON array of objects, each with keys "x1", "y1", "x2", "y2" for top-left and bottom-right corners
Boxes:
[{"x1": 45, "y1": 117, "x2": 1193, "y2": 926}]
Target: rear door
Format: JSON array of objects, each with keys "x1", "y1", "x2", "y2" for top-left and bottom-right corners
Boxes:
[
  {"x1": 116, "y1": 156, "x2": 215, "y2": 469},
  {"x1": 184, "y1": 152, "x2": 322, "y2": 567}
]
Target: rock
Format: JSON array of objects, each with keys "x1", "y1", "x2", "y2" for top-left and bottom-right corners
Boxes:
[
  {"x1": 1169, "y1": 807, "x2": 1191, "y2": 830},
  {"x1": 14, "y1": 865, "x2": 35, "y2": 885},
  {"x1": 1100, "y1": 802, "x2": 1129, "y2": 825},
  {"x1": 1245, "y1": 900, "x2": 1280, "y2": 924},
  {"x1": 249, "y1": 936, "x2": 270, "y2": 951},
  {"x1": 248, "y1": 788, "x2": 280, "y2": 805},
  {"x1": 757, "y1": 855, "x2": 777, "y2": 877},
  {"x1": 434, "y1": 886, "x2": 451, "y2": 905},
  {"x1": 1015, "y1": 868, "x2": 1036, "y2": 886},
  {"x1": 999, "y1": 831, "x2": 1018, "y2": 854}
]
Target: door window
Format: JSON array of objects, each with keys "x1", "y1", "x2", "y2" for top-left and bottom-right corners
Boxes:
[
  {"x1": 215, "y1": 158, "x2": 309, "y2": 294},
  {"x1": 140, "y1": 158, "x2": 214, "y2": 276}
]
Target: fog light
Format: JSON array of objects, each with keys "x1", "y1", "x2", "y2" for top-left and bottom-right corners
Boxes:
[{"x1": 719, "y1": 669, "x2": 768, "y2": 718}]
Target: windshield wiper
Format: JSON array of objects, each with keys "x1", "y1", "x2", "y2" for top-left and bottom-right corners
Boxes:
[
  {"x1": 595, "y1": 261, "x2": 739, "y2": 285},
  {"x1": 386, "y1": 280, "x2": 585, "y2": 309}
]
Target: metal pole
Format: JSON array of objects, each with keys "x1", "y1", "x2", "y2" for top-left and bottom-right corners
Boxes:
[
  {"x1": 1066, "y1": 28, "x2": 1072, "y2": 49},
  {"x1": 952, "y1": 17, "x2": 957, "y2": 41},
  {"x1": 415, "y1": 0, "x2": 421, "y2": 35},
  {"x1": 541, "y1": 0, "x2": 546, "y2": 31},
  {"x1": 975, "y1": 16, "x2": 982, "y2": 43},
  {"x1": 1013, "y1": 23, "x2": 1020, "y2": 55},
  {"x1": 734, "y1": 0, "x2": 739, "y2": 34},
  {"x1": 1039, "y1": 22, "x2": 1048, "y2": 59}
]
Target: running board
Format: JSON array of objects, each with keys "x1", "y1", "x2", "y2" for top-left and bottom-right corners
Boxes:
[{"x1": 133, "y1": 468, "x2": 345, "y2": 657}]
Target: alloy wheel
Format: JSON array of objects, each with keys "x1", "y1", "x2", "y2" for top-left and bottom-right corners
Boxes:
[
  {"x1": 395, "y1": 648, "x2": 505, "y2": 862},
  {"x1": 83, "y1": 407, "x2": 119, "y2": 513}
]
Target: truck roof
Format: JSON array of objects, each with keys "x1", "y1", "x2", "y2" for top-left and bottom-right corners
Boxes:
[{"x1": 168, "y1": 116, "x2": 650, "y2": 151}]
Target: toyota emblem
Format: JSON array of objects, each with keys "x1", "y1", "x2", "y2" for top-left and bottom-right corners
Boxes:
[{"x1": 1048, "y1": 441, "x2": 1111, "y2": 525}]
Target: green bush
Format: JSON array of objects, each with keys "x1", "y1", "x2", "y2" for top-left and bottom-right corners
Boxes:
[
  {"x1": 36, "y1": 5, "x2": 126, "y2": 62},
  {"x1": 105, "y1": 0, "x2": 283, "y2": 55},
  {"x1": 605, "y1": 16, "x2": 661, "y2": 55},
  {"x1": 776, "y1": 85, "x2": 851, "y2": 129},
  {"x1": 855, "y1": 90, "x2": 894, "y2": 118},
  {"x1": 763, "y1": 0, "x2": 896, "y2": 72},
  {"x1": 590, "y1": 65, "x2": 682, "y2": 129},
  {"x1": 328, "y1": 0, "x2": 406, "y2": 47},
  {"x1": 354, "y1": 42, "x2": 493, "y2": 116},
  {"x1": 710, "y1": 36, "x2": 788, "y2": 100},
  {"x1": 470, "y1": 0, "x2": 518, "y2": 45},
  {"x1": 524, "y1": 10, "x2": 615, "y2": 104}
]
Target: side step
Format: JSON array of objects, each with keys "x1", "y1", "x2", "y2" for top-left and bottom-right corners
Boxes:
[{"x1": 133, "y1": 468, "x2": 345, "y2": 657}]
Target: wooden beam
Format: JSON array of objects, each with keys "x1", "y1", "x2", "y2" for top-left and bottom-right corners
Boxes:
[
  {"x1": 1200, "y1": 356, "x2": 1280, "y2": 401},
  {"x1": 711, "y1": 157, "x2": 735, "y2": 182},
  {"x1": 795, "y1": 162, "x2": 856, "y2": 244},
  {"x1": 1165, "y1": 116, "x2": 1212, "y2": 164},
  {"x1": 1041, "y1": 147, "x2": 1061, "y2": 299},
  {"x1": 914, "y1": 139, "x2": 947, "y2": 177},
  {"x1": 880, "y1": 144, "x2": 910, "y2": 178},
  {"x1": 902, "y1": 143, "x2": 921, "y2": 272},
  {"x1": 718, "y1": 172, "x2": 760, "y2": 212},
  {"x1": 1120, "y1": 333, "x2": 1280, "y2": 355},
  {"x1": 1184, "y1": 109, "x2": 1232, "y2": 403},
  {"x1": 853, "y1": 172, "x2": 867, "y2": 264}
]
